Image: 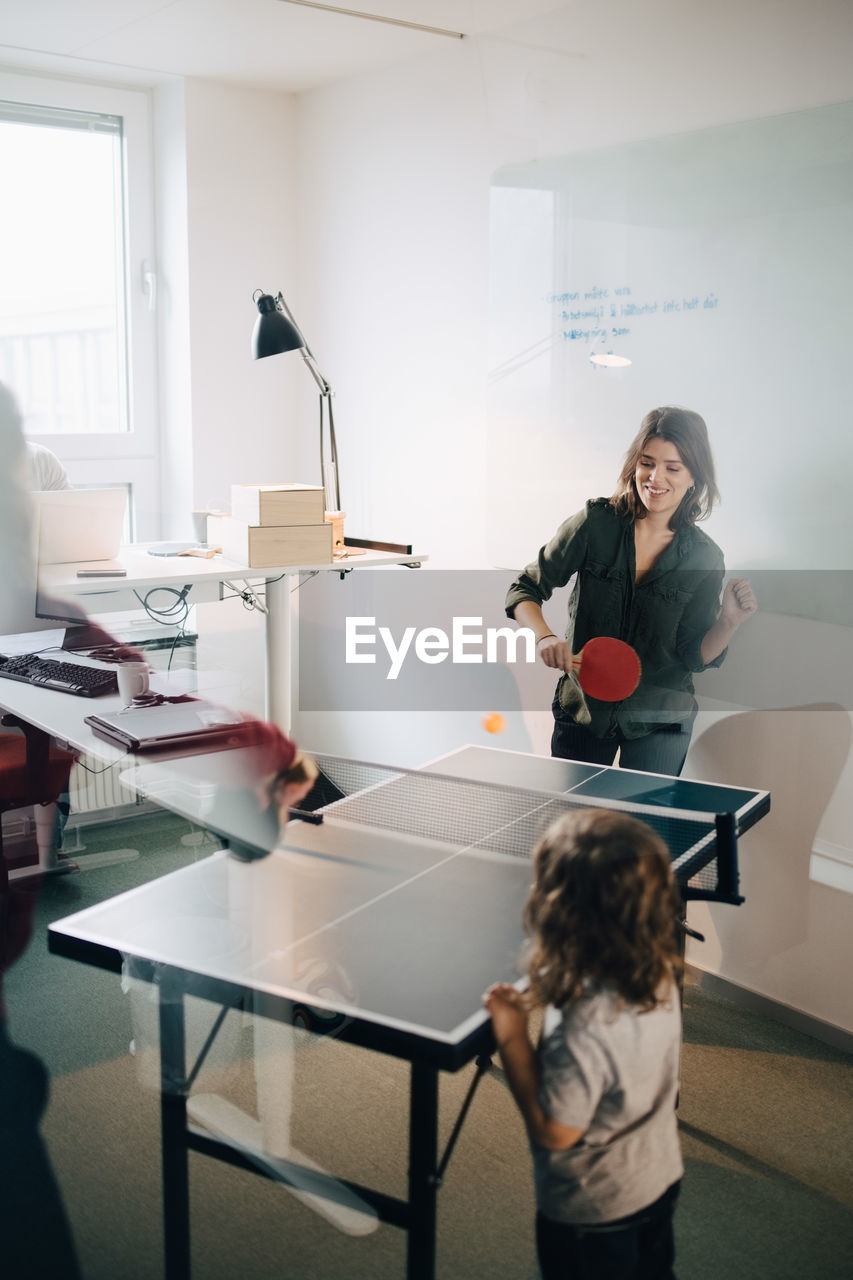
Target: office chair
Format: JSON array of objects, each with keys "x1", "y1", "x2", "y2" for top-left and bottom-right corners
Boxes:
[{"x1": 0, "y1": 716, "x2": 75, "y2": 888}]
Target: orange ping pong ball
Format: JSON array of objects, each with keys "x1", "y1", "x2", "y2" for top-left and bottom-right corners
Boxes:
[{"x1": 483, "y1": 712, "x2": 506, "y2": 735}]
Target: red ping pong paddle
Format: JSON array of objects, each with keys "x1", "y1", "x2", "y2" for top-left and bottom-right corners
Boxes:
[{"x1": 570, "y1": 636, "x2": 641, "y2": 702}]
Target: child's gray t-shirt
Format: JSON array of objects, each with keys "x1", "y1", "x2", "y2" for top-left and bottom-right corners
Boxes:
[{"x1": 533, "y1": 985, "x2": 683, "y2": 1224}]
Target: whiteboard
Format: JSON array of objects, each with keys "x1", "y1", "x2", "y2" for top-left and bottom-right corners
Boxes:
[{"x1": 488, "y1": 101, "x2": 853, "y2": 623}]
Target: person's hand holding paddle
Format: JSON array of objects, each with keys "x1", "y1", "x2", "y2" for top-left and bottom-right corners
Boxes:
[
  {"x1": 539, "y1": 634, "x2": 642, "y2": 703},
  {"x1": 537, "y1": 634, "x2": 574, "y2": 672}
]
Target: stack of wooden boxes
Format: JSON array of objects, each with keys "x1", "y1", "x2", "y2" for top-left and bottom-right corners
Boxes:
[{"x1": 207, "y1": 484, "x2": 333, "y2": 568}]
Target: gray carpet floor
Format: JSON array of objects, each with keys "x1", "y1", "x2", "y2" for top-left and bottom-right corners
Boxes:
[{"x1": 5, "y1": 810, "x2": 852, "y2": 1279}]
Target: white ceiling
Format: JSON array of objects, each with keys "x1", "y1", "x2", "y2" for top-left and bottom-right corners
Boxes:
[{"x1": 0, "y1": 0, "x2": 562, "y2": 92}]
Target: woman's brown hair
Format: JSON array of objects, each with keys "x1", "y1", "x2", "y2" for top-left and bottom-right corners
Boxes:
[
  {"x1": 611, "y1": 405, "x2": 720, "y2": 530},
  {"x1": 523, "y1": 809, "x2": 683, "y2": 1011}
]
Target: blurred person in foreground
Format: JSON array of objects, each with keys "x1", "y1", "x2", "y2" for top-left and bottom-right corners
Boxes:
[
  {"x1": 0, "y1": 380, "x2": 81, "y2": 1276},
  {"x1": 0, "y1": 379, "x2": 315, "y2": 1275}
]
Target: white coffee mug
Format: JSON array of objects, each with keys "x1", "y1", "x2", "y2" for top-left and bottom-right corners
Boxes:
[
  {"x1": 117, "y1": 661, "x2": 150, "y2": 705},
  {"x1": 191, "y1": 510, "x2": 209, "y2": 544}
]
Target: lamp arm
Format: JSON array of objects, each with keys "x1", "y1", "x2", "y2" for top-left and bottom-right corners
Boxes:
[
  {"x1": 272, "y1": 291, "x2": 333, "y2": 396},
  {"x1": 300, "y1": 349, "x2": 333, "y2": 397},
  {"x1": 265, "y1": 287, "x2": 340, "y2": 509}
]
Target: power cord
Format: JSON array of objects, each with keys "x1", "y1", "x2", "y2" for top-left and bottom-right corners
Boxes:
[
  {"x1": 72, "y1": 754, "x2": 130, "y2": 776},
  {"x1": 133, "y1": 584, "x2": 192, "y2": 626},
  {"x1": 220, "y1": 582, "x2": 269, "y2": 615},
  {"x1": 133, "y1": 585, "x2": 193, "y2": 671},
  {"x1": 219, "y1": 571, "x2": 320, "y2": 613}
]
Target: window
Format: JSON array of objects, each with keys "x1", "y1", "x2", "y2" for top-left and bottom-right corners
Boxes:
[
  {"x1": 0, "y1": 100, "x2": 128, "y2": 434},
  {"x1": 0, "y1": 72, "x2": 159, "y2": 536}
]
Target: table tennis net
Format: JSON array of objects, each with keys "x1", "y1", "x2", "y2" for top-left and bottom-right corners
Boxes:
[{"x1": 304, "y1": 754, "x2": 740, "y2": 902}]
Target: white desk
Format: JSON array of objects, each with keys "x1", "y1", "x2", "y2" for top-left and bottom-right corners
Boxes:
[
  {"x1": 0, "y1": 660, "x2": 302, "y2": 877},
  {"x1": 39, "y1": 544, "x2": 425, "y2": 731},
  {"x1": 0, "y1": 669, "x2": 288, "y2": 869},
  {"x1": 0, "y1": 665, "x2": 137, "y2": 765}
]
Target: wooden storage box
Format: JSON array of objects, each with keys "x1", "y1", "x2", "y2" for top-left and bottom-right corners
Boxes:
[
  {"x1": 231, "y1": 483, "x2": 325, "y2": 527},
  {"x1": 208, "y1": 516, "x2": 333, "y2": 568}
]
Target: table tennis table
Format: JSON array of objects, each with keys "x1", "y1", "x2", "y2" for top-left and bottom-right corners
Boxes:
[{"x1": 48, "y1": 744, "x2": 769, "y2": 1280}]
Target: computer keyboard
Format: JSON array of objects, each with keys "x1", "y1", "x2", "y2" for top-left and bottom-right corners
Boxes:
[{"x1": 0, "y1": 654, "x2": 119, "y2": 698}]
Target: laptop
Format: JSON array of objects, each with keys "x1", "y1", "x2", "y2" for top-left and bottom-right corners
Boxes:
[
  {"x1": 85, "y1": 699, "x2": 260, "y2": 756},
  {"x1": 36, "y1": 488, "x2": 127, "y2": 565}
]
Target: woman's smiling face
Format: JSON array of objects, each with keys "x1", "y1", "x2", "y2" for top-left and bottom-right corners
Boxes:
[{"x1": 634, "y1": 436, "x2": 694, "y2": 518}]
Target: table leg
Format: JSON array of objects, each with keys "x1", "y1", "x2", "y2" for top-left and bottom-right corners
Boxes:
[
  {"x1": 407, "y1": 1062, "x2": 439, "y2": 1280},
  {"x1": 159, "y1": 987, "x2": 191, "y2": 1280},
  {"x1": 264, "y1": 574, "x2": 292, "y2": 732}
]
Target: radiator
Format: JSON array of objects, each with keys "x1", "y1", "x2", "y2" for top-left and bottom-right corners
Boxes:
[
  {"x1": 68, "y1": 755, "x2": 141, "y2": 821},
  {"x1": 1, "y1": 757, "x2": 137, "y2": 856}
]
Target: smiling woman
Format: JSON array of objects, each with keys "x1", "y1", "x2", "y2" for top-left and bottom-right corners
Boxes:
[{"x1": 506, "y1": 406, "x2": 757, "y2": 776}]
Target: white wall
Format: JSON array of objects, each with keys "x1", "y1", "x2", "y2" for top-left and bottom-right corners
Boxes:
[
  {"x1": 291, "y1": 44, "x2": 494, "y2": 561},
  {"x1": 185, "y1": 80, "x2": 303, "y2": 508},
  {"x1": 294, "y1": 0, "x2": 853, "y2": 563},
  {"x1": 290, "y1": 0, "x2": 853, "y2": 1030},
  {"x1": 155, "y1": 78, "x2": 303, "y2": 535}
]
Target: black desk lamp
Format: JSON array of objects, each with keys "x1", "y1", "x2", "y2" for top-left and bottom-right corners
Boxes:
[{"x1": 251, "y1": 289, "x2": 341, "y2": 512}]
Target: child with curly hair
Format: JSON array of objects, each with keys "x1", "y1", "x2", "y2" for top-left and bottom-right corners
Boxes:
[{"x1": 484, "y1": 809, "x2": 684, "y2": 1280}]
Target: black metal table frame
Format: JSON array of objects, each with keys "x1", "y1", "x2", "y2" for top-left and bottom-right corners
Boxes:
[
  {"x1": 158, "y1": 978, "x2": 493, "y2": 1280},
  {"x1": 48, "y1": 930, "x2": 494, "y2": 1280}
]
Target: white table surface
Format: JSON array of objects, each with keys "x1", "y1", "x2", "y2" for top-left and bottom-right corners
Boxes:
[
  {"x1": 38, "y1": 543, "x2": 426, "y2": 730},
  {"x1": 39, "y1": 543, "x2": 424, "y2": 601},
  {"x1": 0, "y1": 651, "x2": 192, "y2": 763}
]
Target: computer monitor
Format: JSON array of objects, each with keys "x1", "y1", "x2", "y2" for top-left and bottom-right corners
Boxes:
[
  {"x1": 34, "y1": 488, "x2": 127, "y2": 565},
  {"x1": 0, "y1": 497, "x2": 119, "y2": 653}
]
